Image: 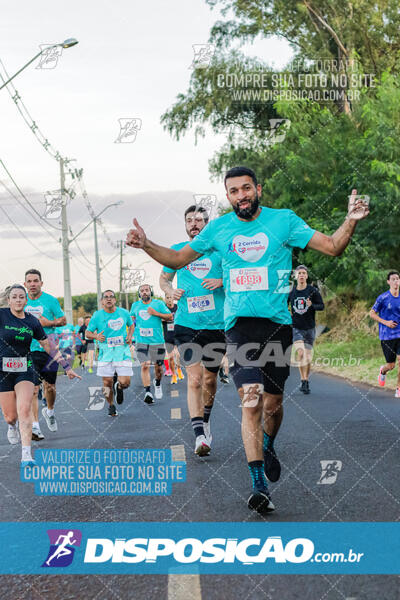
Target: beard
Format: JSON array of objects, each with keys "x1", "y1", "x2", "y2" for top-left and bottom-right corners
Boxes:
[
  {"x1": 233, "y1": 196, "x2": 259, "y2": 220},
  {"x1": 141, "y1": 294, "x2": 150, "y2": 302}
]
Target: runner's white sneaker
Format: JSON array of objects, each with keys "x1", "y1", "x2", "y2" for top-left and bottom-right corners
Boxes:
[
  {"x1": 195, "y1": 435, "x2": 211, "y2": 456},
  {"x1": 203, "y1": 422, "x2": 212, "y2": 446},
  {"x1": 153, "y1": 379, "x2": 163, "y2": 400},
  {"x1": 32, "y1": 426, "x2": 44, "y2": 441},
  {"x1": 7, "y1": 424, "x2": 20, "y2": 445},
  {"x1": 42, "y1": 407, "x2": 58, "y2": 432}
]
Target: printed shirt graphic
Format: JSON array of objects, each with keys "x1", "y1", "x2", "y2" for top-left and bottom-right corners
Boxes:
[
  {"x1": 56, "y1": 324, "x2": 75, "y2": 349},
  {"x1": 372, "y1": 291, "x2": 400, "y2": 340},
  {"x1": 189, "y1": 207, "x2": 315, "y2": 330},
  {"x1": 130, "y1": 299, "x2": 171, "y2": 345},
  {"x1": 163, "y1": 242, "x2": 225, "y2": 330},
  {"x1": 25, "y1": 292, "x2": 64, "y2": 353},
  {"x1": 289, "y1": 285, "x2": 324, "y2": 330},
  {"x1": 0, "y1": 308, "x2": 46, "y2": 364},
  {"x1": 86, "y1": 307, "x2": 132, "y2": 362}
]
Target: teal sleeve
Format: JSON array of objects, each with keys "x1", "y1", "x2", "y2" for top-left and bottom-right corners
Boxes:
[
  {"x1": 52, "y1": 297, "x2": 65, "y2": 319},
  {"x1": 86, "y1": 313, "x2": 98, "y2": 332},
  {"x1": 188, "y1": 222, "x2": 213, "y2": 254},
  {"x1": 286, "y1": 210, "x2": 315, "y2": 249}
]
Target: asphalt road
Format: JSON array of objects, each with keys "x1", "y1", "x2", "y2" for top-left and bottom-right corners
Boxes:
[{"x1": 0, "y1": 365, "x2": 398, "y2": 599}]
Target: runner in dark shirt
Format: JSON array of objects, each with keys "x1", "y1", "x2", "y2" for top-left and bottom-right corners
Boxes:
[
  {"x1": 0, "y1": 284, "x2": 81, "y2": 468},
  {"x1": 289, "y1": 265, "x2": 324, "y2": 394}
]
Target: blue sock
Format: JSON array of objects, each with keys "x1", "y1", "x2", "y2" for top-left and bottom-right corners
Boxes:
[
  {"x1": 248, "y1": 460, "x2": 268, "y2": 492},
  {"x1": 263, "y1": 431, "x2": 275, "y2": 451}
]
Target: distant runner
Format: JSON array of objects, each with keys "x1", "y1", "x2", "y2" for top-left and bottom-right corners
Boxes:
[{"x1": 370, "y1": 270, "x2": 400, "y2": 397}]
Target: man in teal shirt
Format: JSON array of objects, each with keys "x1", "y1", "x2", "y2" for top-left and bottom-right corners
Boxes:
[
  {"x1": 130, "y1": 284, "x2": 172, "y2": 403},
  {"x1": 86, "y1": 290, "x2": 134, "y2": 416},
  {"x1": 159, "y1": 205, "x2": 226, "y2": 457},
  {"x1": 126, "y1": 166, "x2": 369, "y2": 514},
  {"x1": 56, "y1": 323, "x2": 76, "y2": 371},
  {"x1": 24, "y1": 269, "x2": 66, "y2": 439}
]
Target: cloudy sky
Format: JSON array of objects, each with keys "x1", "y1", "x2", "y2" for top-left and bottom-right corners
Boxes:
[{"x1": 0, "y1": 1, "x2": 292, "y2": 298}]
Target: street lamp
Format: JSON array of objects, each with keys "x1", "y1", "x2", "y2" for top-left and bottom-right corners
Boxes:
[{"x1": 0, "y1": 38, "x2": 79, "y2": 91}]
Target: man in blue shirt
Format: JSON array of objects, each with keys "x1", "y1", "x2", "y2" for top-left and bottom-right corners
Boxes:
[
  {"x1": 370, "y1": 270, "x2": 400, "y2": 397},
  {"x1": 24, "y1": 269, "x2": 66, "y2": 440},
  {"x1": 159, "y1": 205, "x2": 226, "y2": 457},
  {"x1": 130, "y1": 284, "x2": 172, "y2": 403},
  {"x1": 126, "y1": 166, "x2": 369, "y2": 515},
  {"x1": 86, "y1": 290, "x2": 134, "y2": 416}
]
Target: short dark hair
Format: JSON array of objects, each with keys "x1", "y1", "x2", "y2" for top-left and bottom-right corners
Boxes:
[
  {"x1": 184, "y1": 205, "x2": 209, "y2": 224},
  {"x1": 295, "y1": 265, "x2": 308, "y2": 272},
  {"x1": 387, "y1": 270, "x2": 400, "y2": 280},
  {"x1": 224, "y1": 166, "x2": 258, "y2": 189},
  {"x1": 25, "y1": 268, "x2": 42, "y2": 281},
  {"x1": 101, "y1": 289, "x2": 115, "y2": 299},
  {"x1": 84, "y1": 315, "x2": 91, "y2": 320}
]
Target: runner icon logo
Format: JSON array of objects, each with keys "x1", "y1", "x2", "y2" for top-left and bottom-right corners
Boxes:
[
  {"x1": 87, "y1": 387, "x2": 106, "y2": 411},
  {"x1": 317, "y1": 460, "x2": 343, "y2": 485},
  {"x1": 42, "y1": 529, "x2": 82, "y2": 567}
]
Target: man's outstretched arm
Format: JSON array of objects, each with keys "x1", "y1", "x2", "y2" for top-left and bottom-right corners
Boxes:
[
  {"x1": 306, "y1": 189, "x2": 369, "y2": 257},
  {"x1": 126, "y1": 218, "x2": 202, "y2": 269}
]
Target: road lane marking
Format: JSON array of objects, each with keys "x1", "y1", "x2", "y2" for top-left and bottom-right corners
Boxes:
[
  {"x1": 171, "y1": 408, "x2": 181, "y2": 419},
  {"x1": 170, "y1": 444, "x2": 186, "y2": 462},
  {"x1": 168, "y1": 573, "x2": 201, "y2": 600},
  {"x1": 171, "y1": 390, "x2": 179, "y2": 397}
]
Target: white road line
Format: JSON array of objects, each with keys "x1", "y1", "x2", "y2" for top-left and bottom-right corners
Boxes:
[
  {"x1": 171, "y1": 390, "x2": 179, "y2": 398},
  {"x1": 170, "y1": 444, "x2": 186, "y2": 462},
  {"x1": 168, "y1": 573, "x2": 202, "y2": 600},
  {"x1": 170, "y1": 408, "x2": 182, "y2": 420}
]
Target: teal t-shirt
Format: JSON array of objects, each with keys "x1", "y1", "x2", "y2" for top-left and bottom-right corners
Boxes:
[
  {"x1": 86, "y1": 307, "x2": 132, "y2": 362},
  {"x1": 25, "y1": 291, "x2": 64, "y2": 353},
  {"x1": 189, "y1": 207, "x2": 315, "y2": 330},
  {"x1": 130, "y1": 299, "x2": 171, "y2": 345},
  {"x1": 163, "y1": 242, "x2": 225, "y2": 330},
  {"x1": 57, "y1": 324, "x2": 75, "y2": 349}
]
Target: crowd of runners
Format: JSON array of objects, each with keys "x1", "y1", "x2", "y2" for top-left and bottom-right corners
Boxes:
[{"x1": 2, "y1": 165, "x2": 398, "y2": 515}]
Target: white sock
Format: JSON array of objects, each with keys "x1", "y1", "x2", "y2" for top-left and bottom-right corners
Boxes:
[
  {"x1": 47, "y1": 408, "x2": 55, "y2": 417},
  {"x1": 21, "y1": 446, "x2": 33, "y2": 461},
  {"x1": 33, "y1": 421, "x2": 39, "y2": 429}
]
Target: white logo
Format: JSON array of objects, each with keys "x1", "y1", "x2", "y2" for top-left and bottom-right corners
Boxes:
[
  {"x1": 139, "y1": 310, "x2": 151, "y2": 321},
  {"x1": 317, "y1": 460, "x2": 343, "y2": 485},
  {"x1": 230, "y1": 233, "x2": 269, "y2": 263},
  {"x1": 36, "y1": 45, "x2": 63, "y2": 69},
  {"x1": 44, "y1": 191, "x2": 65, "y2": 220},
  {"x1": 86, "y1": 387, "x2": 106, "y2": 411},
  {"x1": 107, "y1": 317, "x2": 124, "y2": 331},
  {"x1": 115, "y1": 118, "x2": 142, "y2": 143},
  {"x1": 266, "y1": 119, "x2": 291, "y2": 145},
  {"x1": 190, "y1": 44, "x2": 215, "y2": 69},
  {"x1": 186, "y1": 258, "x2": 212, "y2": 279},
  {"x1": 193, "y1": 194, "x2": 217, "y2": 219},
  {"x1": 123, "y1": 269, "x2": 146, "y2": 291}
]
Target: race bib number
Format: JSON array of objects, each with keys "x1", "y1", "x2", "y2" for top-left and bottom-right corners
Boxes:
[
  {"x1": 187, "y1": 294, "x2": 215, "y2": 313},
  {"x1": 229, "y1": 267, "x2": 268, "y2": 292},
  {"x1": 140, "y1": 328, "x2": 154, "y2": 337},
  {"x1": 167, "y1": 323, "x2": 175, "y2": 331},
  {"x1": 107, "y1": 336, "x2": 124, "y2": 348},
  {"x1": 2, "y1": 357, "x2": 27, "y2": 372}
]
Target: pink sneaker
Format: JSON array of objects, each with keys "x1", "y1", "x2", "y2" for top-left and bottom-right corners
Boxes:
[
  {"x1": 395, "y1": 388, "x2": 400, "y2": 398},
  {"x1": 378, "y1": 366, "x2": 386, "y2": 387}
]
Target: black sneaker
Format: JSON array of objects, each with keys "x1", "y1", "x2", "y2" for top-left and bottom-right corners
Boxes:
[
  {"x1": 220, "y1": 373, "x2": 229, "y2": 384},
  {"x1": 300, "y1": 380, "x2": 307, "y2": 393},
  {"x1": 108, "y1": 404, "x2": 118, "y2": 417},
  {"x1": 247, "y1": 488, "x2": 275, "y2": 514},
  {"x1": 303, "y1": 380, "x2": 310, "y2": 394},
  {"x1": 263, "y1": 445, "x2": 281, "y2": 482},
  {"x1": 144, "y1": 391, "x2": 154, "y2": 404},
  {"x1": 113, "y1": 378, "x2": 124, "y2": 405}
]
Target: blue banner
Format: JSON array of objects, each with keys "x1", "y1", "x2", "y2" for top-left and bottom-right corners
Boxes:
[{"x1": 0, "y1": 522, "x2": 398, "y2": 574}]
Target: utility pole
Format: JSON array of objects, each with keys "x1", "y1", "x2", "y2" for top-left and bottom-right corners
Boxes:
[
  {"x1": 119, "y1": 240, "x2": 123, "y2": 307},
  {"x1": 60, "y1": 158, "x2": 73, "y2": 323},
  {"x1": 93, "y1": 217, "x2": 101, "y2": 309}
]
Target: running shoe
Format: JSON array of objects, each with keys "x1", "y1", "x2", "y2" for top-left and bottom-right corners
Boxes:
[
  {"x1": 7, "y1": 425, "x2": 20, "y2": 445},
  {"x1": 113, "y1": 378, "x2": 124, "y2": 405},
  {"x1": 108, "y1": 404, "x2": 118, "y2": 417},
  {"x1": 177, "y1": 367, "x2": 185, "y2": 380},
  {"x1": 144, "y1": 391, "x2": 154, "y2": 404},
  {"x1": 88, "y1": 367, "x2": 93, "y2": 374},
  {"x1": 300, "y1": 380, "x2": 307, "y2": 393},
  {"x1": 219, "y1": 373, "x2": 229, "y2": 384},
  {"x1": 247, "y1": 488, "x2": 275, "y2": 514},
  {"x1": 303, "y1": 380, "x2": 310, "y2": 395},
  {"x1": 378, "y1": 366, "x2": 386, "y2": 387},
  {"x1": 165, "y1": 368, "x2": 172, "y2": 377},
  {"x1": 395, "y1": 388, "x2": 400, "y2": 398},
  {"x1": 171, "y1": 373, "x2": 178, "y2": 385},
  {"x1": 21, "y1": 459, "x2": 36, "y2": 469},
  {"x1": 195, "y1": 435, "x2": 211, "y2": 456},
  {"x1": 263, "y1": 446, "x2": 281, "y2": 482},
  {"x1": 42, "y1": 408, "x2": 58, "y2": 432},
  {"x1": 203, "y1": 422, "x2": 213, "y2": 446},
  {"x1": 32, "y1": 426, "x2": 44, "y2": 441},
  {"x1": 153, "y1": 379, "x2": 163, "y2": 399}
]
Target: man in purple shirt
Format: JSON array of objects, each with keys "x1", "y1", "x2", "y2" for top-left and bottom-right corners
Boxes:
[{"x1": 370, "y1": 270, "x2": 400, "y2": 397}]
